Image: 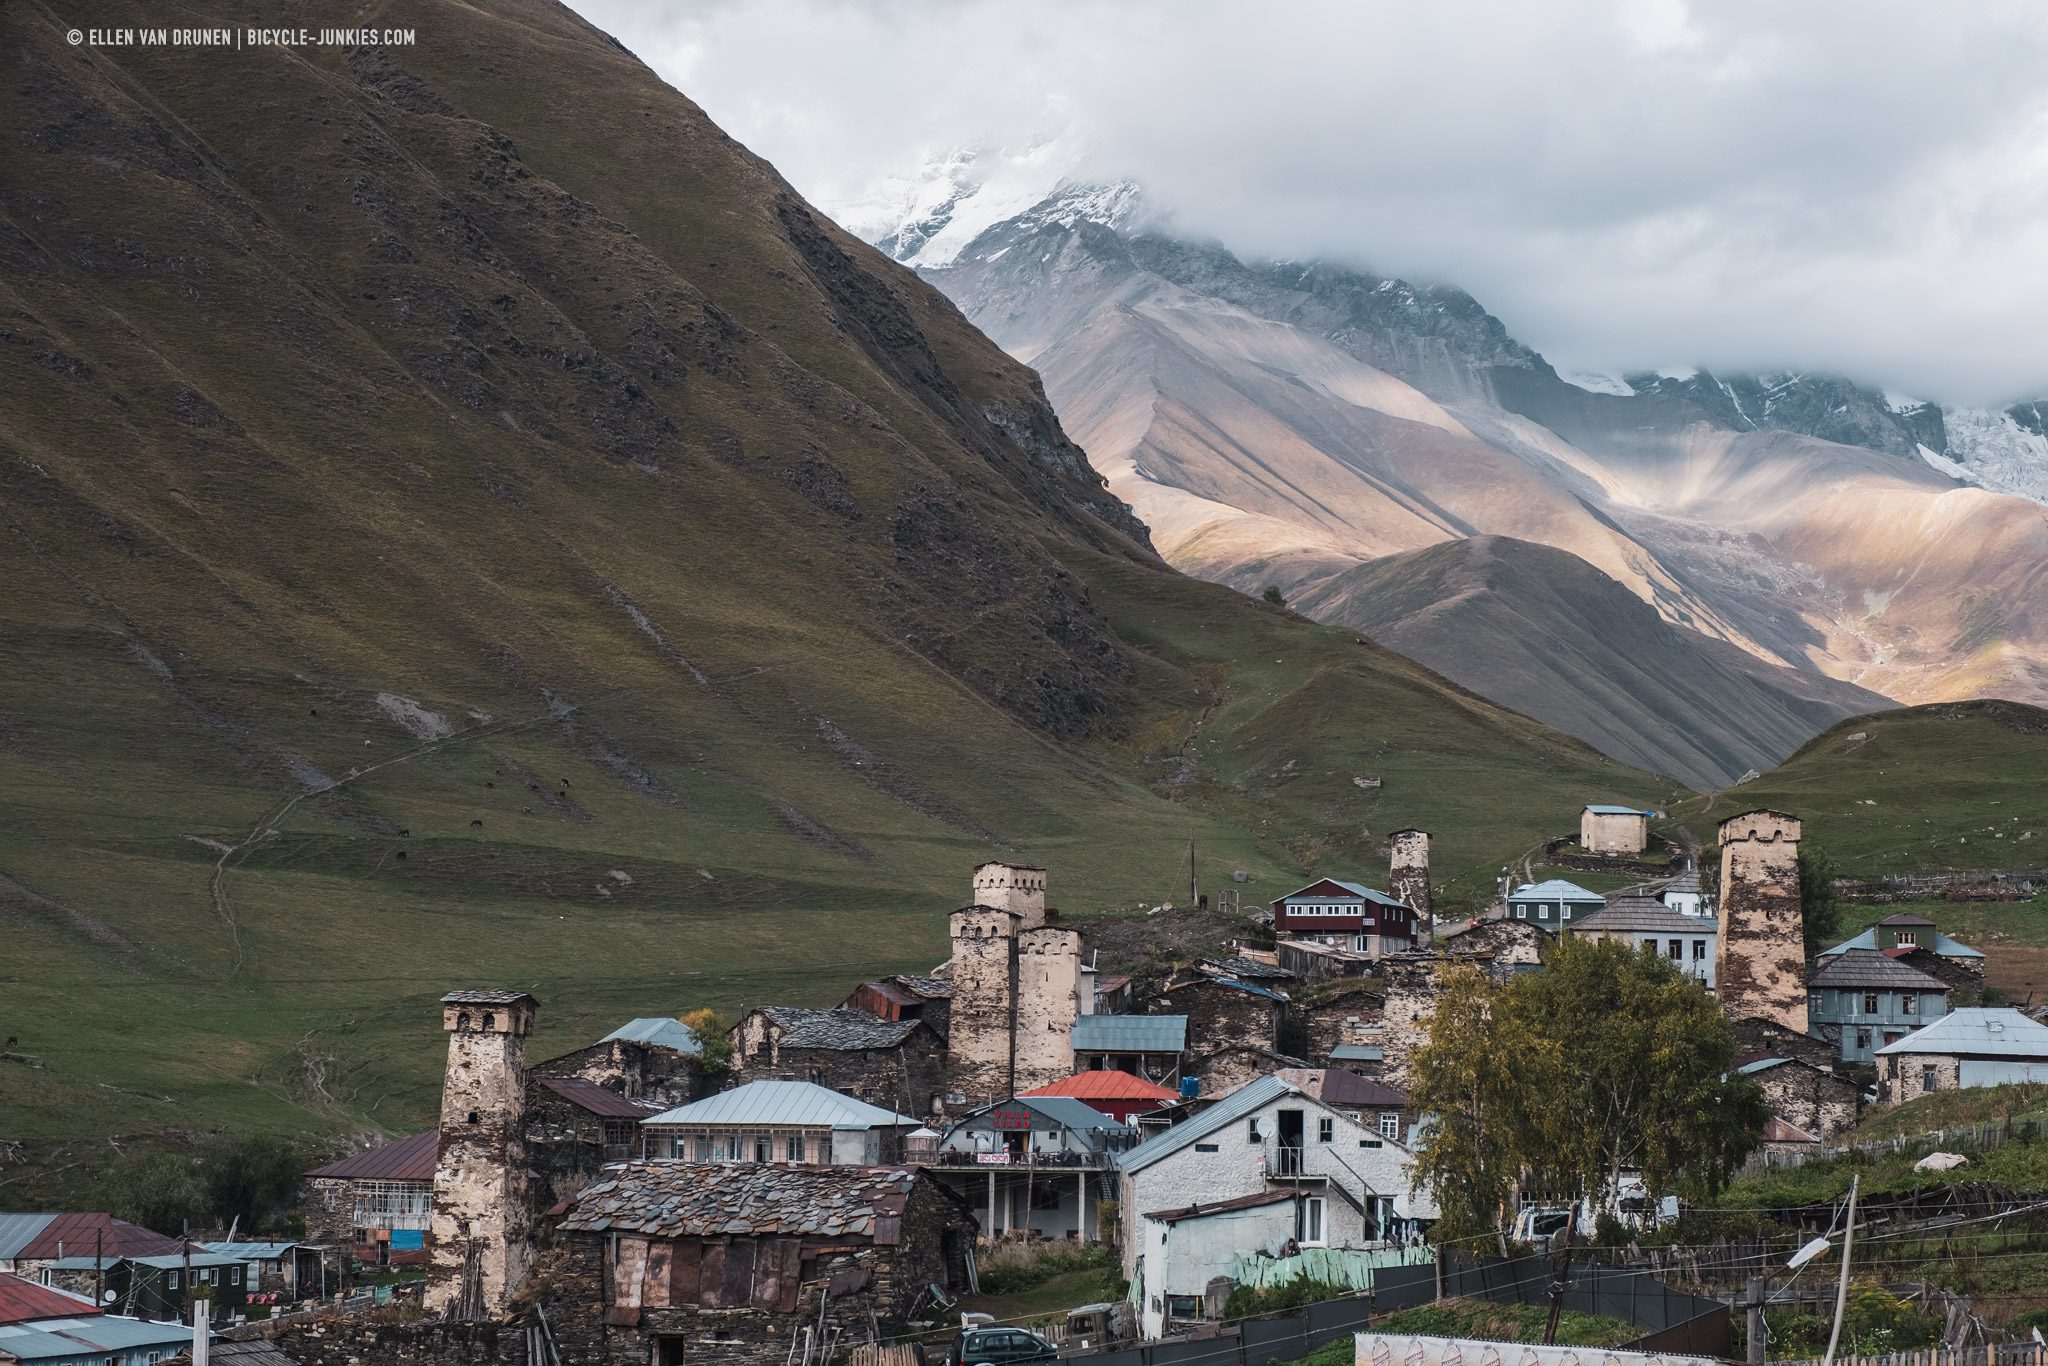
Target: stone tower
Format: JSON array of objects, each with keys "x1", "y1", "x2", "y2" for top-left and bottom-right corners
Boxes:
[
  {"x1": 1014, "y1": 925, "x2": 1084, "y2": 1093},
  {"x1": 1715, "y1": 811, "x2": 1807, "y2": 1033},
  {"x1": 426, "y1": 989, "x2": 537, "y2": 1321},
  {"x1": 947, "y1": 906, "x2": 1020, "y2": 1105},
  {"x1": 1388, "y1": 829, "x2": 1432, "y2": 942},
  {"x1": 971, "y1": 862, "x2": 1047, "y2": 928}
]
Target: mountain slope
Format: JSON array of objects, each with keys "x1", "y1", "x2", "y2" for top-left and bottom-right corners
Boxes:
[
  {"x1": 895, "y1": 175, "x2": 2048, "y2": 745},
  {"x1": 0, "y1": 0, "x2": 1674, "y2": 1173},
  {"x1": 1289, "y1": 537, "x2": 1891, "y2": 791}
]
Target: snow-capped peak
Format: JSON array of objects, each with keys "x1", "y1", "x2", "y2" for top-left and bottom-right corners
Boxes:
[{"x1": 833, "y1": 136, "x2": 1090, "y2": 269}]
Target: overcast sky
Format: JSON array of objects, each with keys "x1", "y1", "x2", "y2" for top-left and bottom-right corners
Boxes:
[{"x1": 568, "y1": 0, "x2": 2048, "y2": 405}]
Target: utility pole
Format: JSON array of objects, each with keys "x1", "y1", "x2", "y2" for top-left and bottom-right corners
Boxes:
[
  {"x1": 1745, "y1": 1275, "x2": 1767, "y2": 1366},
  {"x1": 1541, "y1": 1205, "x2": 1579, "y2": 1345},
  {"x1": 1188, "y1": 835, "x2": 1198, "y2": 907},
  {"x1": 1821, "y1": 1175, "x2": 1861, "y2": 1366}
]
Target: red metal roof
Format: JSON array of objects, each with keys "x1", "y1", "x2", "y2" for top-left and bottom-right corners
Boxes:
[
  {"x1": 1316, "y1": 1069, "x2": 1410, "y2": 1110},
  {"x1": 12, "y1": 1214, "x2": 183, "y2": 1261},
  {"x1": 1021, "y1": 1071, "x2": 1180, "y2": 1102},
  {"x1": 536, "y1": 1077, "x2": 664, "y2": 1119},
  {"x1": 0, "y1": 1272, "x2": 100, "y2": 1324},
  {"x1": 305, "y1": 1130, "x2": 439, "y2": 1182}
]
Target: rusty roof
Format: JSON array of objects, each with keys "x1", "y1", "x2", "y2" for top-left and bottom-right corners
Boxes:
[
  {"x1": 0, "y1": 1273, "x2": 99, "y2": 1325},
  {"x1": 0, "y1": 1213, "x2": 183, "y2": 1262},
  {"x1": 305, "y1": 1130, "x2": 438, "y2": 1182},
  {"x1": 558, "y1": 1162, "x2": 919, "y2": 1241},
  {"x1": 536, "y1": 1077, "x2": 666, "y2": 1120},
  {"x1": 1144, "y1": 1190, "x2": 1297, "y2": 1224},
  {"x1": 1314, "y1": 1068, "x2": 1410, "y2": 1110}
]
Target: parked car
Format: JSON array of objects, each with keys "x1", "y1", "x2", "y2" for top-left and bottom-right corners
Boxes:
[{"x1": 950, "y1": 1326, "x2": 1058, "y2": 1366}]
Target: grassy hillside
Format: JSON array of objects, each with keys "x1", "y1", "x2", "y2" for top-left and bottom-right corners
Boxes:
[
  {"x1": 0, "y1": 0, "x2": 1664, "y2": 1190},
  {"x1": 1669, "y1": 702, "x2": 2048, "y2": 875}
]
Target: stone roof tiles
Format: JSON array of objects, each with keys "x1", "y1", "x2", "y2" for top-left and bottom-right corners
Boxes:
[
  {"x1": 1809, "y1": 948, "x2": 1952, "y2": 992},
  {"x1": 757, "y1": 1006, "x2": 924, "y2": 1051},
  {"x1": 558, "y1": 1162, "x2": 918, "y2": 1242}
]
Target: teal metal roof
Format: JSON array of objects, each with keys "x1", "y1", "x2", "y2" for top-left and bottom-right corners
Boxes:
[
  {"x1": 201, "y1": 1241, "x2": 298, "y2": 1261},
  {"x1": 643, "y1": 1079, "x2": 913, "y2": 1130},
  {"x1": 1276, "y1": 881, "x2": 1411, "y2": 908},
  {"x1": 0, "y1": 1215, "x2": 57, "y2": 1260},
  {"x1": 1070, "y1": 1015, "x2": 1188, "y2": 1053},
  {"x1": 1820, "y1": 928, "x2": 1984, "y2": 959},
  {"x1": 1329, "y1": 1044, "x2": 1383, "y2": 1062},
  {"x1": 1584, "y1": 805, "x2": 1653, "y2": 816},
  {"x1": 1509, "y1": 879, "x2": 1604, "y2": 904},
  {"x1": 599, "y1": 1017, "x2": 703, "y2": 1054},
  {"x1": 0, "y1": 1315, "x2": 191, "y2": 1361},
  {"x1": 1118, "y1": 1074, "x2": 1300, "y2": 1174}
]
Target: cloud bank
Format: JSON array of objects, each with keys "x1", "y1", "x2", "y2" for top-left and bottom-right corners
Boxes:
[{"x1": 567, "y1": 0, "x2": 2048, "y2": 404}]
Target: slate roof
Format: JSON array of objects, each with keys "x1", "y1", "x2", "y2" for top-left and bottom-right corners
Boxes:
[
  {"x1": 1070, "y1": 1015, "x2": 1188, "y2": 1053},
  {"x1": 1809, "y1": 949, "x2": 1951, "y2": 992},
  {"x1": 537, "y1": 1077, "x2": 667, "y2": 1119},
  {"x1": 0, "y1": 1214, "x2": 183, "y2": 1262},
  {"x1": 755, "y1": 1006, "x2": 924, "y2": 1051},
  {"x1": 893, "y1": 975, "x2": 954, "y2": 1000},
  {"x1": 441, "y1": 989, "x2": 534, "y2": 1006},
  {"x1": 644, "y1": 1079, "x2": 914, "y2": 1130},
  {"x1": 1118, "y1": 1075, "x2": 1304, "y2": 1174},
  {"x1": 1160, "y1": 975, "x2": 1289, "y2": 1004},
  {"x1": 1569, "y1": 895, "x2": 1717, "y2": 937},
  {"x1": 1821, "y1": 927, "x2": 1984, "y2": 960},
  {"x1": 1659, "y1": 868, "x2": 1703, "y2": 894},
  {"x1": 599, "y1": 1017, "x2": 703, "y2": 1054},
  {"x1": 558, "y1": 1162, "x2": 920, "y2": 1241},
  {"x1": 1876, "y1": 1008, "x2": 2048, "y2": 1059},
  {"x1": 0, "y1": 1274, "x2": 98, "y2": 1326},
  {"x1": 305, "y1": 1130, "x2": 438, "y2": 1182},
  {"x1": 1509, "y1": 880, "x2": 1605, "y2": 903},
  {"x1": 1022, "y1": 1072, "x2": 1180, "y2": 1103},
  {"x1": 1211, "y1": 957, "x2": 1299, "y2": 981}
]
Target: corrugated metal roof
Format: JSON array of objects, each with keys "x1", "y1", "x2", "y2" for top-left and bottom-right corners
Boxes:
[
  {"x1": 1315, "y1": 1069, "x2": 1410, "y2": 1110},
  {"x1": 536, "y1": 1077, "x2": 666, "y2": 1119},
  {"x1": 1876, "y1": 1008, "x2": 2048, "y2": 1059},
  {"x1": 1809, "y1": 949, "x2": 1951, "y2": 991},
  {"x1": 1821, "y1": 927, "x2": 1984, "y2": 959},
  {"x1": 201, "y1": 1242, "x2": 298, "y2": 1262},
  {"x1": 599, "y1": 1017, "x2": 702, "y2": 1054},
  {"x1": 304, "y1": 1130, "x2": 438, "y2": 1182},
  {"x1": 0, "y1": 1314, "x2": 192, "y2": 1359},
  {"x1": 1508, "y1": 880, "x2": 1604, "y2": 903},
  {"x1": 1118, "y1": 1075, "x2": 1301, "y2": 1174},
  {"x1": 1022, "y1": 1072, "x2": 1180, "y2": 1102},
  {"x1": 0, "y1": 1215, "x2": 183, "y2": 1263},
  {"x1": 1070, "y1": 1015, "x2": 1188, "y2": 1053},
  {"x1": 643, "y1": 1079, "x2": 914, "y2": 1130},
  {"x1": 1329, "y1": 1044, "x2": 1383, "y2": 1062},
  {"x1": 0, "y1": 1274, "x2": 98, "y2": 1326},
  {"x1": 0, "y1": 1216, "x2": 56, "y2": 1261},
  {"x1": 1275, "y1": 880, "x2": 1409, "y2": 908}
]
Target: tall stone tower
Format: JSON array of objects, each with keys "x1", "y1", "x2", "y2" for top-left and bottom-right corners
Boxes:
[
  {"x1": 1715, "y1": 811, "x2": 1807, "y2": 1033},
  {"x1": 972, "y1": 862, "x2": 1047, "y2": 928},
  {"x1": 426, "y1": 989, "x2": 536, "y2": 1321},
  {"x1": 1014, "y1": 925, "x2": 1084, "y2": 1093},
  {"x1": 947, "y1": 907, "x2": 1020, "y2": 1105},
  {"x1": 1388, "y1": 829, "x2": 1432, "y2": 942}
]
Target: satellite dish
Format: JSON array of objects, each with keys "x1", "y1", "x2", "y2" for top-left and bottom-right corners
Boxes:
[
  {"x1": 1787, "y1": 1236, "x2": 1831, "y2": 1269},
  {"x1": 102, "y1": 1290, "x2": 118, "y2": 1303}
]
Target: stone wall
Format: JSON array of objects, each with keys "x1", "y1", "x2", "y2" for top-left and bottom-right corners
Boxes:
[
  {"x1": 1730, "y1": 1016, "x2": 1838, "y2": 1073},
  {"x1": 1388, "y1": 830, "x2": 1431, "y2": 936},
  {"x1": 1376, "y1": 959, "x2": 1446, "y2": 1088},
  {"x1": 738, "y1": 1031, "x2": 947, "y2": 1120},
  {"x1": 427, "y1": 996, "x2": 534, "y2": 1320},
  {"x1": 1144, "y1": 977, "x2": 1283, "y2": 1057},
  {"x1": 1878, "y1": 1052, "x2": 1964, "y2": 1107},
  {"x1": 972, "y1": 863, "x2": 1047, "y2": 927},
  {"x1": 254, "y1": 1317, "x2": 519, "y2": 1366},
  {"x1": 529, "y1": 1038, "x2": 704, "y2": 1108},
  {"x1": 1299, "y1": 985, "x2": 1385, "y2": 1064},
  {"x1": 1014, "y1": 926, "x2": 1082, "y2": 1093},
  {"x1": 1716, "y1": 811, "x2": 1808, "y2": 1034},
  {"x1": 1580, "y1": 810, "x2": 1648, "y2": 855},
  {"x1": 947, "y1": 906, "x2": 1019, "y2": 1103},
  {"x1": 1752, "y1": 1061, "x2": 1859, "y2": 1140},
  {"x1": 525, "y1": 1087, "x2": 627, "y2": 1210}
]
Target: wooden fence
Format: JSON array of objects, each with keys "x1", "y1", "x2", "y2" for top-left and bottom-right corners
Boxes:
[
  {"x1": 1739, "y1": 1112, "x2": 2048, "y2": 1175},
  {"x1": 1775, "y1": 1345, "x2": 2048, "y2": 1366}
]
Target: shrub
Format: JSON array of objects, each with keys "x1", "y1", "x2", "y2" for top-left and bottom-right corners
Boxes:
[{"x1": 974, "y1": 1241, "x2": 1118, "y2": 1296}]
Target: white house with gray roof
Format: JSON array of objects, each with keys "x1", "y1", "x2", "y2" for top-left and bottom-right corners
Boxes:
[
  {"x1": 1566, "y1": 895, "x2": 1717, "y2": 986},
  {"x1": 1114, "y1": 1075, "x2": 1433, "y2": 1336},
  {"x1": 640, "y1": 1079, "x2": 918, "y2": 1165},
  {"x1": 1875, "y1": 1008, "x2": 2048, "y2": 1107}
]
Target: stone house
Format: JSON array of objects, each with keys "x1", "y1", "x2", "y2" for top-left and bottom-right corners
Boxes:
[
  {"x1": 1274, "y1": 939, "x2": 1374, "y2": 983},
  {"x1": 727, "y1": 1007, "x2": 946, "y2": 1120},
  {"x1": 1806, "y1": 950, "x2": 1952, "y2": 1064},
  {"x1": 1432, "y1": 918, "x2": 1547, "y2": 966},
  {"x1": 0, "y1": 1216, "x2": 183, "y2": 1280},
  {"x1": 1820, "y1": 915, "x2": 1987, "y2": 1002},
  {"x1": 1506, "y1": 880, "x2": 1605, "y2": 933},
  {"x1": 640, "y1": 1080, "x2": 918, "y2": 1165},
  {"x1": 528, "y1": 1017, "x2": 707, "y2": 1110},
  {"x1": 1186, "y1": 1043, "x2": 1309, "y2": 1098},
  {"x1": 1269, "y1": 880, "x2": 1419, "y2": 957},
  {"x1": 302, "y1": 1131, "x2": 438, "y2": 1267},
  {"x1": 1116, "y1": 1075, "x2": 1432, "y2": 1337},
  {"x1": 527, "y1": 1078, "x2": 665, "y2": 1207},
  {"x1": 1297, "y1": 983, "x2": 1386, "y2": 1066},
  {"x1": 842, "y1": 977, "x2": 953, "y2": 1039},
  {"x1": 929, "y1": 1096, "x2": 1136, "y2": 1241},
  {"x1": 1019, "y1": 1071, "x2": 1181, "y2": 1123},
  {"x1": 549, "y1": 1163, "x2": 972, "y2": 1366},
  {"x1": 1132, "y1": 1191, "x2": 1303, "y2": 1337},
  {"x1": 1566, "y1": 895, "x2": 1717, "y2": 987},
  {"x1": 1580, "y1": 805, "x2": 1652, "y2": 855},
  {"x1": 1071, "y1": 1015, "x2": 1187, "y2": 1086},
  {"x1": 1737, "y1": 1056, "x2": 1858, "y2": 1141},
  {"x1": 1730, "y1": 1016, "x2": 1840, "y2": 1073},
  {"x1": 1143, "y1": 972, "x2": 1292, "y2": 1057},
  {"x1": 1758, "y1": 1116, "x2": 1822, "y2": 1160},
  {"x1": 1875, "y1": 1008, "x2": 2048, "y2": 1106}
]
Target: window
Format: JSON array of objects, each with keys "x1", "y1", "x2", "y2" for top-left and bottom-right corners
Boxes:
[
  {"x1": 1864, "y1": 993, "x2": 1879, "y2": 1016},
  {"x1": 1856, "y1": 1028, "x2": 1872, "y2": 1050},
  {"x1": 1317, "y1": 1117, "x2": 1334, "y2": 1144},
  {"x1": 1903, "y1": 994, "x2": 1918, "y2": 1015},
  {"x1": 785, "y1": 1134, "x2": 805, "y2": 1162},
  {"x1": 1668, "y1": 939, "x2": 1683, "y2": 960},
  {"x1": 1379, "y1": 1112, "x2": 1401, "y2": 1140},
  {"x1": 199, "y1": 1268, "x2": 214, "y2": 1284},
  {"x1": 1247, "y1": 1119, "x2": 1262, "y2": 1143},
  {"x1": 230, "y1": 1267, "x2": 242, "y2": 1286},
  {"x1": 1194, "y1": 1143, "x2": 1220, "y2": 1153},
  {"x1": 1165, "y1": 1295, "x2": 1202, "y2": 1322},
  {"x1": 1515, "y1": 904, "x2": 1528, "y2": 920},
  {"x1": 1897, "y1": 930, "x2": 1917, "y2": 947},
  {"x1": 169, "y1": 1271, "x2": 181, "y2": 1290},
  {"x1": 1560, "y1": 907, "x2": 1572, "y2": 921},
  {"x1": 1922, "y1": 1064, "x2": 1939, "y2": 1092},
  {"x1": 1693, "y1": 940, "x2": 1707, "y2": 960},
  {"x1": 753, "y1": 1135, "x2": 772, "y2": 1163},
  {"x1": 1641, "y1": 938, "x2": 1658, "y2": 955},
  {"x1": 1296, "y1": 1196, "x2": 1326, "y2": 1245}
]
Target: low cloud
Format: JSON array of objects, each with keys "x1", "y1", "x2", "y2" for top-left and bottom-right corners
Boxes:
[{"x1": 569, "y1": 0, "x2": 2048, "y2": 405}]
